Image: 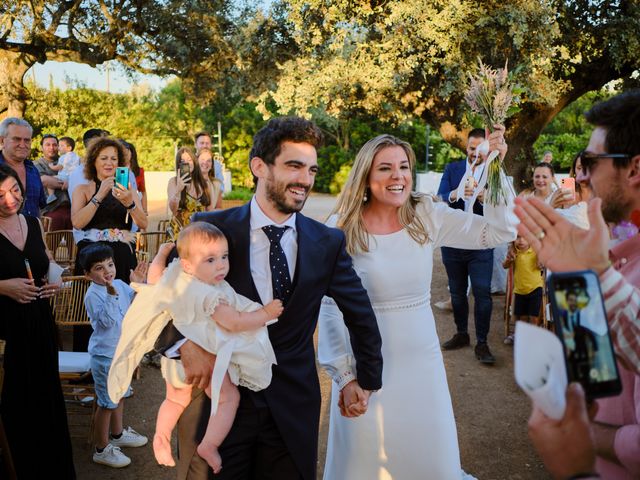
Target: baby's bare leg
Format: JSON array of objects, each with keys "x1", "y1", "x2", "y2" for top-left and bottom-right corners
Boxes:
[
  {"x1": 196, "y1": 373, "x2": 240, "y2": 474},
  {"x1": 154, "y1": 381, "x2": 193, "y2": 467}
]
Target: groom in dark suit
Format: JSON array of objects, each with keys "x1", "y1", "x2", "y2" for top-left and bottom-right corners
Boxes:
[{"x1": 157, "y1": 117, "x2": 383, "y2": 480}]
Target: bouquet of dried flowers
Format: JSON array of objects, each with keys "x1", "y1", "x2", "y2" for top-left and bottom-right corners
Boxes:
[{"x1": 464, "y1": 59, "x2": 520, "y2": 206}]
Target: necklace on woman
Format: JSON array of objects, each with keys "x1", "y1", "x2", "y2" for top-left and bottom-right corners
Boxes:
[{"x1": 0, "y1": 215, "x2": 25, "y2": 246}]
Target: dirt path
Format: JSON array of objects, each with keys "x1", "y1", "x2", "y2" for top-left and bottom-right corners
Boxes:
[{"x1": 71, "y1": 195, "x2": 549, "y2": 479}]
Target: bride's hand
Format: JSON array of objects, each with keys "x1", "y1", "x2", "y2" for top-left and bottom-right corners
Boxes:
[{"x1": 339, "y1": 380, "x2": 370, "y2": 418}]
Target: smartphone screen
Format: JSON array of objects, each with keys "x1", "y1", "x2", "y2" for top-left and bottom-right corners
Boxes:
[
  {"x1": 547, "y1": 271, "x2": 621, "y2": 399},
  {"x1": 179, "y1": 162, "x2": 191, "y2": 182},
  {"x1": 115, "y1": 167, "x2": 129, "y2": 189}
]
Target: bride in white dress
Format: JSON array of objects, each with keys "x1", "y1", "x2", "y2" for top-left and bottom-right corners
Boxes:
[{"x1": 318, "y1": 131, "x2": 517, "y2": 480}]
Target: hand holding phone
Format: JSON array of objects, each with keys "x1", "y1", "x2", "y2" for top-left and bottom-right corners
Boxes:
[
  {"x1": 179, "y1": 163, "x2": 191, "y2": 183},
  {"x1": 547, "y1": 270, "x2": 621, "y2": 400},
  {"x1": 115, "y1": 167, "x2": 129, "y2": 190},
  {"x1": 561, "y1": 177, "x2": 576, "y2": 201}
]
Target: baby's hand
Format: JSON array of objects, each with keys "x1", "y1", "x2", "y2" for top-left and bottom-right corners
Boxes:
[
  {"x1": 157, "y1": 242, "x2": 175, "y2": 258},
  {"x1": 263, "y1": 299, "x2": 284, "y2": 319}
]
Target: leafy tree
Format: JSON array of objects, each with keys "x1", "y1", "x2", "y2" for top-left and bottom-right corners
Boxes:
[
  {"x1": 261, "y1": 0, "x2": 640, "y2": 187},
  {"x1": 0, "y1": 0, "x2": 236, "y2": 117}
]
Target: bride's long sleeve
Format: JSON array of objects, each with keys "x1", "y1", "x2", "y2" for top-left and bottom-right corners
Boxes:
[
  {"x1": 318, "y1": 296, "x2": 357, "y2": 389},
  {"x1": 421, "y1": 179, "x2": 517, "y2": 249},
  {"x1": 317, "y1": 213, "x2": 357, "y2": 389}
]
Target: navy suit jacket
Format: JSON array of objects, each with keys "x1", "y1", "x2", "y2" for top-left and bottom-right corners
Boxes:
[
  {"x1": 159, "y1": 203, "x2": 383, "y2": 479},
  {"x1": 437, "y1": 158, "x2": 484, "y2": 216}
]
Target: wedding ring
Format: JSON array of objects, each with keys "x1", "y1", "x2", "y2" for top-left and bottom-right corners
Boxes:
[{"x1": 536, "y1": 230, "x2": 546, "y2": 240}]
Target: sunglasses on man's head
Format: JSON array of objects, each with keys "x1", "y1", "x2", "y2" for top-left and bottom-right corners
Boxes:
[{"x1": 578, "y1": 151, "x2": 631, "y2": 173}]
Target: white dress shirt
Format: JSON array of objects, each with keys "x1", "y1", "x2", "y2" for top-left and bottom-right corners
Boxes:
[{"x1": 249, "y1": 196, "x2": 297, "y2": 304}]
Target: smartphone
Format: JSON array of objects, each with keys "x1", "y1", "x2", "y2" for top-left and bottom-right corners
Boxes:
[
  {"x1": 115, "y1": 167, "x2": 129, "y2": 189},
  {"x1": 179, "y1": 162, "x2": 191, "y2": 182},
  {"x1": 561, "y1": 177, "x2": 576, "y2": 198},
  {"x1": 547, "y1": 270, "x2": 621, "y2": 400}
]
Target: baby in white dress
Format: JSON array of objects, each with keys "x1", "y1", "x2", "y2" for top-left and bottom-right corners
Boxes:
[{"x1": 107, "y1": 222, "x2": 281, "y2": 474}]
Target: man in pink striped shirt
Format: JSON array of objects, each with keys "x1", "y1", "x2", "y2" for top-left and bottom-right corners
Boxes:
[{"x1": 516, "y1": 89, "x2": 640, "y2": 479}]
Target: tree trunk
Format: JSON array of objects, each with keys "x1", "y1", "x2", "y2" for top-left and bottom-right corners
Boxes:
[{"x1": 0, "y1": 51, "x2": 36, "y2": 119}]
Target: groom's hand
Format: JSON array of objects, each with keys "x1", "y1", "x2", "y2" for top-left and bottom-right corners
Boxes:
[
  {"x1": 180, "y1": 340, "x2": 215, "y2": 390},
  {"x1": 339, "y1": 380, "x2": 371, "y2": 418}
]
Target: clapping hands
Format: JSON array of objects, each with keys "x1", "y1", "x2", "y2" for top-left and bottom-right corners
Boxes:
[{"x1": 339, "y1": 380, "x2": 371, "y2": 418}]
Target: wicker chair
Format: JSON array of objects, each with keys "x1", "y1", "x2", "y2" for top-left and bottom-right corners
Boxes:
[
  {"x1": 41, "y1": 216, "x2": 52, "y2": 233},
  {"x1": 51, "y1": 276, "x2": 91, "y2": 330},
  {"x1": 45, "y1": 230, "x2": 77, "y2": 271},
  {"x1": 135, "y1": 231, "x2": 167, "y2": 263},
  {"x1": 59, "y1": 352, "x2": 97, "y2": 444},
  {"x1": 157, "y1": 218, "x2": 171, "y2": 233},
  {"x1": 50, "y1": 277, "x2": 96, "y2": 444}
]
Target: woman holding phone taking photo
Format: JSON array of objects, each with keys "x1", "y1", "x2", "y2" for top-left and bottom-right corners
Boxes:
[
  {"x1": 71, "y1": 137, "x2": 147, "y2": 281},
  {"x1": 0, "y1": 165, "x2": 75, "y2": 478},
  {"x1": 167, "y1": 147, "x2": 215, "y2": 237}
]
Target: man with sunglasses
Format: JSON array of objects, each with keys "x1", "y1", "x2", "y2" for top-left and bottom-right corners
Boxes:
[{"x1": 515, "y1": 89, "x2": 640, "y2": 480}]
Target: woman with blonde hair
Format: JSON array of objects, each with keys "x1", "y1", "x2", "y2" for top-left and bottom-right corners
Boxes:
[
  {"x1": 167, "y1": 147, "x2": 216, "y2": 236},
  {"x1": 318, "y1": 129, "x2": 517, "y2": 479}
]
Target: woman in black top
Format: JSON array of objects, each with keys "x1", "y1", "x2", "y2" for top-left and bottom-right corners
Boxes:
[
  {"x1": 0, "y1": 165, "x2": 75, "y2": 478},
  {"x1": 71, "y1": 137, "x2": 148, "y2": 281}
]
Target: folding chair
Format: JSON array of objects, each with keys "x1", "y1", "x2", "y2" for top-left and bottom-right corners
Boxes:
[{"x1": 45, "y1": 230, "x2": 77, "y2": 271}]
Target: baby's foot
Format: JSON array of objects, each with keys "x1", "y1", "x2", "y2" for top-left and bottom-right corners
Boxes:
[
  {"x1": 197, "y1": 441, "x2": 222, "y2": 474},
  {"x1": 153, "y1": 433, "x2": 175, "y2": 467}
]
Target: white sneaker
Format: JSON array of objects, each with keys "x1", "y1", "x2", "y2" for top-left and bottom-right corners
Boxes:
[
  {"x1": 110, "y1": 426, "x2": 148, "y2": 448},
  {"x1": 93, "y1": 444, "x2": 131, "y2": 468}
]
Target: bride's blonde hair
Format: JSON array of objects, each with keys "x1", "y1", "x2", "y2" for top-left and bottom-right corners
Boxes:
[{"x1": 332, "y1": 134, "x2": 430, "y2": 256}]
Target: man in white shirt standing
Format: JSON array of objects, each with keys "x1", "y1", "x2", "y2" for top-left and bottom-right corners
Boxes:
[{"x1": 437, "y1": 128, "x2": 497, "y2": 364}]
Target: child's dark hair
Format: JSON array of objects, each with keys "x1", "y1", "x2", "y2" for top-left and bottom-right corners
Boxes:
[
  {"x1": 177, "y1": 222, "x2": 227, "y2": 259},
  {"x1": 59, "y1": 136, "x2": 76, "y2": 151},
  {"x1": 79, "y1": 243, "x2": 115, "y2": 272}
]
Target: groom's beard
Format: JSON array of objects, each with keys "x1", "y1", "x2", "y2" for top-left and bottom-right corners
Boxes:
[{"x1": 265, "y1": 176, "x2": 310, "y2": 215}]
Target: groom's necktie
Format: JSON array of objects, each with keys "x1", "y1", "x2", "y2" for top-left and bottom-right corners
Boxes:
[{"x1": 262, "y1": 225, "x2": 293, "y2": 305}]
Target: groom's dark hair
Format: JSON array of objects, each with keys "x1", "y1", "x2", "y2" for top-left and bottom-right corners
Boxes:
[{"x1": 249, "y1": 116, "x2": 324, "y2": 184}]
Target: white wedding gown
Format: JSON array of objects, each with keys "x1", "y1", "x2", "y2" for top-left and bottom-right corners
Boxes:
[{"x1": 319, "y1": 195, "x2": 517, "y2": 480}]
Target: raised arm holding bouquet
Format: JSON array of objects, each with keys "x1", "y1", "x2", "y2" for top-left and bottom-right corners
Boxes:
[{"x1": 461, "y1": 59, "x2": 520, "y2": 210}]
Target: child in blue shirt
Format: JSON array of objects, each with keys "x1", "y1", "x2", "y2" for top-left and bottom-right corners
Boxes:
[{"x1": 81, "y1": 243, "x2": 149, "y2": 468}]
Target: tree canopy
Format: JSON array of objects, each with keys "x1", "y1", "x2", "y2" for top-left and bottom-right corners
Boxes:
[
  {"x1": 261, "y1": 0, "x2": 640, "y2": 186},
  {"x1": 0, "y1": 0, "x2": 236, "y2": 117}
]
